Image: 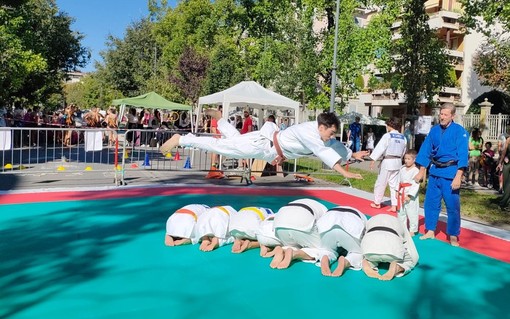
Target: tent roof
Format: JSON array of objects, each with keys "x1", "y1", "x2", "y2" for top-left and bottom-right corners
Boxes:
[
  {"x1": 112, "y1": 92, "x2": 192, "y2": 111},
  {"x1": 198, "y1": 81, "x2": 300, "y2": 112}
]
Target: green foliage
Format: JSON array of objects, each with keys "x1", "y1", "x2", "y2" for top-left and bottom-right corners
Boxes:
[
  {"x1": 394, "y1": 0, "x2": 450, "y2": 115},
  {"x1": 354, "y1": 75, "x2": 365, "y2": 90},
  {"x1": 0, "y1": 0, "x2": 89, "y2": 105},
  {"x1": 460, "y1": 0, "x2": 510, "y2": 36},
  {"x1": 473, "y1": 39, "x2": 510, "y2": 92}
]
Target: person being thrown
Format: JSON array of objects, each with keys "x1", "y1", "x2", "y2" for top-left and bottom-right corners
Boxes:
[{"x1": 160, "y1": 110, "x2": 368, "y2": 180}]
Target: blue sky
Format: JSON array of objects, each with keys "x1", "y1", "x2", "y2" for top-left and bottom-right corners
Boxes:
[{"x1": 56, "y1": 0, "x2": 177, "y2": 72}]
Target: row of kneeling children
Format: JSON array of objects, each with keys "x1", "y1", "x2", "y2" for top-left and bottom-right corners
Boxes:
[{"x1": 164, "y1": 199, "x2": 419, "y2": 281}]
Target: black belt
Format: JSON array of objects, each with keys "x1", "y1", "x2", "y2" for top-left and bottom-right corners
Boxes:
[
  {"x1": 327, "y1": 207, "x2": 362, "y2": 219},
  {"x1": 286, "y1": 202, "x2": 314, "y2": 215},
  {"x1": 367, "y1": 226, "x2": 399, "y2": 237},
  {"x1": 431, "y1": 159, "x2": 458, "y2": 168}
]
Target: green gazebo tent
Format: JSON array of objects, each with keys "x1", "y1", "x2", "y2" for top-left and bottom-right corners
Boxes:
[{"x1": 112, "y1": 91, "x2": 193, "y2": 127}]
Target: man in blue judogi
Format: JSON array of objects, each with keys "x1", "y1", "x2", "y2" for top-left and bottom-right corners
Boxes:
[{"x1": 414, "y1": 103, "x2": 468, "y2": 247}]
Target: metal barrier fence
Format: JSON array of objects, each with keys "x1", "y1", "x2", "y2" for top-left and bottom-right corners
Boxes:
[{"x1": 0, "y1": 127, "x2": 338, "y2": 186}]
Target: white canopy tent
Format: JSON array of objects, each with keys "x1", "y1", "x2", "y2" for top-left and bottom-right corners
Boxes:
[{"x1": 197, "y1": 81, "x2": 300, "y2": 131}]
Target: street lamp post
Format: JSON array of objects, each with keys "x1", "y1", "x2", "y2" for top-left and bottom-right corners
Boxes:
[{"x1": 329, "y1": 0, "x2": 341, "y2": 113}]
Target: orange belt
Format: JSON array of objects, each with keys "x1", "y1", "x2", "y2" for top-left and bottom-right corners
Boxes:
[
  {"x1": 175, "y1": 208, "x2": 198, "y2": 221},
  {"x1": 272, "y1": 131, "x2": 286, "y2": 165},
  {"x1": 396, "y1": 182, "x2": 413, "y2": 211}
]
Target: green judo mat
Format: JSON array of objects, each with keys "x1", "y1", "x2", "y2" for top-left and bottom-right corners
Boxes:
[{"x1": 1, "y1": 194, "x2": 509, "y2": 319}]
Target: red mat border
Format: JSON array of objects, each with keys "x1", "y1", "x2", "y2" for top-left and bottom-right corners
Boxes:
[{"x1": 1, "y1": 186, "x2": 508, "y2": 263}]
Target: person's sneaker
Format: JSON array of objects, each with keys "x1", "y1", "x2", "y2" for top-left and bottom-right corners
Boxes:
[{"x1": 474, "y1": 182, "x2": 480, "y2": 187}]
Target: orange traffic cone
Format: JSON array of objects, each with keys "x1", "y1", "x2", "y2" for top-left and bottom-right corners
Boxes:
[{"x1": 205, "y1": 165, "x2": 225, "y2": 179}]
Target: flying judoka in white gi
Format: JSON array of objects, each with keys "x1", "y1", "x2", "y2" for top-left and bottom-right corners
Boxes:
[
  {"x1": 160, "y1": 110, "x2": 368, "y2": 180},
  {"x1": 361, "y1": 214, "x2": 419, "y2": 281},
  {"x1": 270, "y1": 198, "x2": 336, "y2": 269},
  {"x1": 164, "y1": 204, "x2": 210, "y2": 246},
  {"x1": 195, "y1": 205, "x2": 237, "y2": 252},
  {"x1": 228, "y1": 206, "x2": 275, "y2": 253},
  {"x1": 316, "y1": 206, "x2": 367, "y2": 277}
]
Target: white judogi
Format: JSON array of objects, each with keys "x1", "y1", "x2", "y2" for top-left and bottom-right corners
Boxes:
[
  {"x1": 179, "y1": 119, "x2": 350, "y2": 168},
  {"x1": 397, "y1": 165, "x2": 420, "y2": 233},
  {"x1": 273, "y1": 199, "x2": 336, "y2": 263},
  {"x1": 316, "y1": 206, "x2": 367, "y2": 269},
  {"x1": 194, "y1": 205, "x2": 237, "y2": 246},
  {"x1": 361, "y1": 214, "x2": 419, "y2": 277},
  {"x1": 166, "y1": 204, "x2": 209, "y2": 243},
  {"x1": 370, "y1": 130, "x2": 407, "y2": 206},
  {"x1": 229, "y1": 207, "x2": 275, "y2": 240},
  {"x1": 255, "y1": 215, "x2": 282, "y2": 247}
]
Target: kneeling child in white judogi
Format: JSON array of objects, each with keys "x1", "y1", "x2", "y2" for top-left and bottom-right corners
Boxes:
[
  {"x1": 164, "y1": 204, "x2": 209, "y2": 246},
  {"x1": 271, "y1": 198, "x2": 336, "y2": 269},
  {"x1": 229, "y1": 206, "x2": 275, "y2": 253},
  {"x1": 195, "y1": 205, "x2": 237, "y2": 252},
  {"x1": 317, "y1": 206, "x2": 367, "y2": 277},
  {"x1": 361, "y1": 214, "x2": 419, "y2": 281}
]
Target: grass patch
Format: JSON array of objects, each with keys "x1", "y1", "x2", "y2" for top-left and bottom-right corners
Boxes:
[{"x1": 288, "y1": 158, "x2": 510, "y2": 227}]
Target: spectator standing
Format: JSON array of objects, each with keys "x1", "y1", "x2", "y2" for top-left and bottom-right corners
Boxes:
[
  {"x1": 467, "y1": 128, "x2": 483, "y2": 186},
  {"x1": 414, "y1": 103, "x2": 468, "y2": 247},
  {"x1": 347, "y1": 116, "x2": 362, "y2": 152}
]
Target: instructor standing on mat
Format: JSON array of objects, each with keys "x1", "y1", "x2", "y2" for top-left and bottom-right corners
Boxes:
[{"x1": 414, "y1": 103, "x2": 468, "y2": 246}]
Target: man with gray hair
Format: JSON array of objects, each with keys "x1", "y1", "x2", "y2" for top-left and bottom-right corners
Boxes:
[{"x1": 414, "y1": 103, "x2": 469, "y2": 246}]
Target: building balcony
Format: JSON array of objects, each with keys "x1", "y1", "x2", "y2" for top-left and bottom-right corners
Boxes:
[
  {"x1": 445, "y1": 48, "x2": 463, "y2": 59},
  {"x1": 441, "y1": 86, "x2": 461, "y2": 95}
]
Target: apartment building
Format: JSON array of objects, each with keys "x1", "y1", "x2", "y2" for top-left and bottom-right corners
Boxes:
[{"x1": 349, "y1": 0, "x2": 492, "y2": 118}]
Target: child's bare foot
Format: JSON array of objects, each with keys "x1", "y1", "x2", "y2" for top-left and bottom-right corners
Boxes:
[
  {"x1": 362, "y1": 259, "x2": 382, "y2": 279},
  {"x1": 232, "y1": 239, "x2": 242, "y2": 253},
  {"x1": 331, "y1": 256, "x2": 350, "y2": 277},
  {"x1": 165, "y1": 236, "x2": 175, "y2": 246},
  {"x1": 380, "y1": 261, "x2": 403, "y2": 281},
  {"x1": 320, "y1": 255, "x2": 332, "y2": 276},
  {"x1": 277, "y1": 248, "x2": 294, "y2": 269},
  {"x1": 173, "y1": 238, "x2": 191, "y2": 246},
  {"x1": 410, "y1": 231, "x2": 416, "y2": 237},
  {"x1": 260, "y1": 245, "x2": 276, "y2": 258},
  {"x1": 420, "y1": 230, "x2": 435, "y2": 240},
  {"x1": 202, "y1": 236, "x2": 219, "y2": 252},
  {"x1": 386, "y1": 206, "x2": 397, "y2": 213},
  {"x1": 270, "y1": 246, "x2": 284, "y2": 268},
  {"x1": 160, "y1": 134, "x2": 181, "y2": 155},
  {"x1": 199, "y1": 237, "x2": 211, "y2": 251},
  {"x1": 450, "y1": 235, "x2": 460, "y2": 247},
  {"x1": 239, "y1": 239, "x2": 251, "y2": 252}
]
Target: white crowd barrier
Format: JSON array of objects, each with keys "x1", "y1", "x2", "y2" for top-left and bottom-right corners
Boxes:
[{"x1": 0, "y1": 127, "x2": 337, "y2": 186}]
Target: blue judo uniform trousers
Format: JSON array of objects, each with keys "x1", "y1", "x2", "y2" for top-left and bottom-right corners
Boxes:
[{"x1": 416, "y1": 122, "x2": 468, "y2": 236}]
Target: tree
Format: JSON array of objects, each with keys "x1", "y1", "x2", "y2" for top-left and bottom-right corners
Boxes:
[
  {"x1": 394, "y1": 0, "x2": 451, "y2": 115},
  {"x1": 0, "y1": 0, "x2": 89, "y2": 105},
  {"x1": 460, "y1": 0, "x2": 510, "y2": 36},
  {"x1": 169, "y1": 46, "x2": 209, "y2": 105},
  {"x1": 472, "y1": 39, "x2": 510, "y2": 92},
  {"x1": 97, "y1": 18, "x2": 160, "y2": 97}
]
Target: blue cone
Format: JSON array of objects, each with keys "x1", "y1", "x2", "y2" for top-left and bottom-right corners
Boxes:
[
  {"x1": 183, "y1": 156, "x2": 192, "y2": 169},
  {"x1": 142, "y1": 153, "x2": 150, "y2": 167}
]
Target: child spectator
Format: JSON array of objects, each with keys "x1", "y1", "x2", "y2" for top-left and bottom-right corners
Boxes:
[
  {"x1": 396, "y1": 150, "x2": 420, "y2": 236},
  {"x1": 481, "y1": 141, "x2": 495, "y2": 188}
]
